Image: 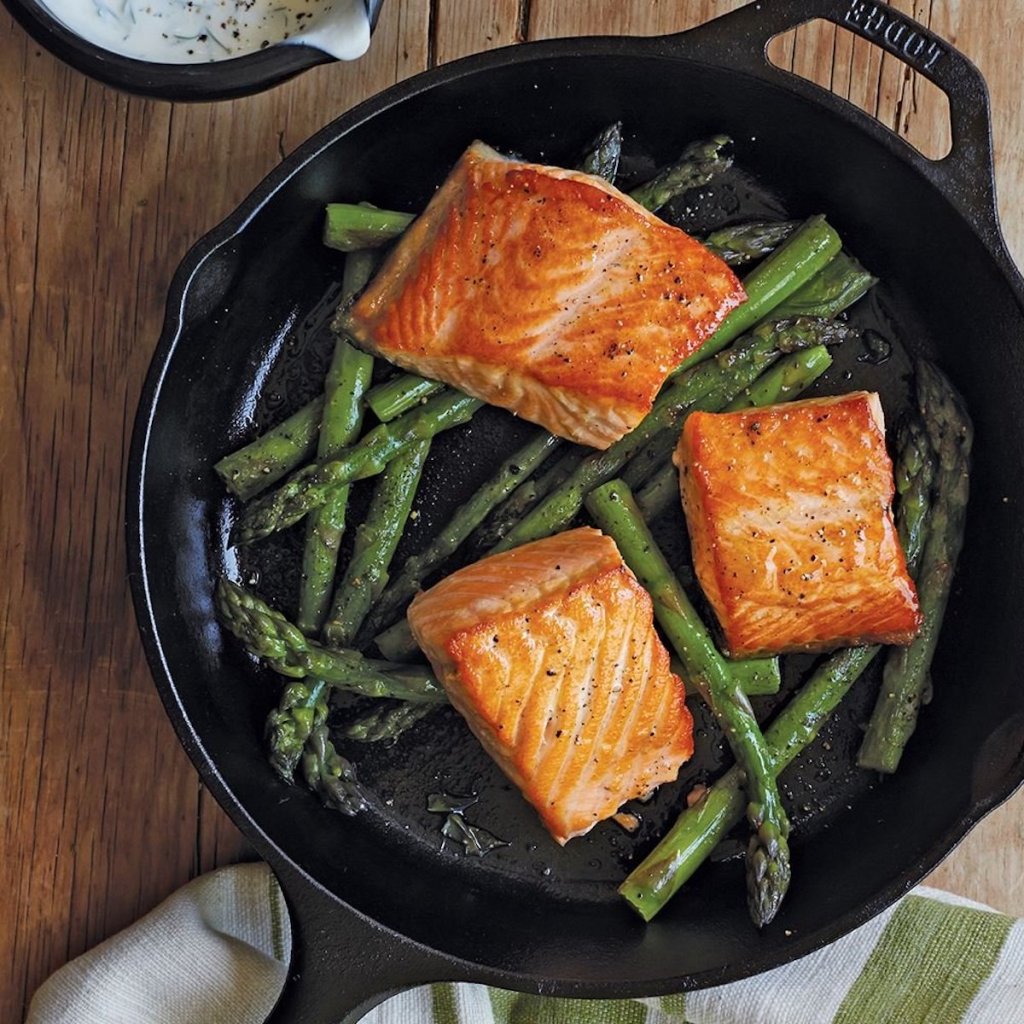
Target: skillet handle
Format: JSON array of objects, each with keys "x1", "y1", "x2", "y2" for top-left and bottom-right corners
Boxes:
[
  {"x1": 662, "y1": 0, "x2": 1002, "y2": 250},
  {"x1": 261, "y1": 854, "x2": 459, "y2": 1024}
]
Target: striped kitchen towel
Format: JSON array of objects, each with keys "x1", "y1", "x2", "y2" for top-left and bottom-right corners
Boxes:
[{"x1": 26, "y1": 862, "x2": 1024, "y2": 1024}]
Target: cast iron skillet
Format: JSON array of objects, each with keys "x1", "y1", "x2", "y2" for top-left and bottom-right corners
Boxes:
[{"x1": 127, "y1": 1, "x2": 1024, "y2": 1021}]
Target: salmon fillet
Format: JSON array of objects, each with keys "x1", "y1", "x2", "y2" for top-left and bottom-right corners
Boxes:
[
  {"x1": 407, "y1": 527, "x2": 694, "y2": 844},
  {"x1": 345, "y1": 141, "x2": 745, "y2": 450},
  {"x1": 676, "y1": 392, "x2": 921, "y2": 658}
]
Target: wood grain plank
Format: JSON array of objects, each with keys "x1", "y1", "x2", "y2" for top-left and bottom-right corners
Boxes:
[
  {"x1": 3, "y1": 4, "x2": 1024, "y2": 1021},
  {"x1": 527, "y1": 0, "x2": 747, "y2": 38},
  {"x1": 432, "y1": 0, "x2": 525, "y2": 65}
]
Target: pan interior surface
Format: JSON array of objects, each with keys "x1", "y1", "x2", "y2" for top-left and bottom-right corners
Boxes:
[{"x1": 136, "y1": 50, "x2": 1024, "y2": 990}]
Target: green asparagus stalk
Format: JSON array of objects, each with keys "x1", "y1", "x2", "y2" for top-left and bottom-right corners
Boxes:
[
  {"x1": 771, "y1": 251, "x2": 876, "y2": 320},
  {"x1": 674, "y1": 215, "x2": 842, "y2": 373},
  {"x1": 482, "y1": 368, "x2": 725, "y2": 554},
  {"x1": 322, "y1": 439, "x2": 432, "y2": 647},
  {"x1": 620, "y1": 644, "x2": 880, "y2": 920},
  {"x1": 236, "y1": 391, "x2": 482, "y2": 544},
  {"x1": 302, "y1": 722, "x2": 368, "y2": 815},
  {"x1": 340, "y1": 701, "x2": 438, "y2": 743},
  {"x1": 467, "y1": 447, "x2": 586, "y2": 554},
  {"x1": 701, "y1": 220, "x2": 800, "y2": 267},
  {"x1": 490, "y1": 318, "x2": 853, "y2": 556},
  {"x1": 266, "y1": 678, "x2": 329, "y2": 780},
  {"x1": 619, "y1": 429, "x2": 679, "y2": 491},
  {"x1": 215, "y1": 578, "x2": 447, "y2": 703},
  {"x1": 214, "y1": 397, "x2": 323, "y2": 502},
  {"x1": 731, "y1": 658, "x2": 781, "y2": 697},
  {"x1": 364, "y1": 374, "x2": 447, "y2": 422},
  {"x1": 265, "y1": 677, "x2": 367, "y2": 813},
  {"x1": 635, "y1": 344, "x2": 835, "y2": 520},
  {"x1": 628, "y1": 135, "x2": 733, "y2": 212},
  {"x1": 586, "y1": 480, "x2": 791, "y2": 927},
  {"x1": 857, "y1": 361, "x2": 972, "y2": 773},
  {"x1": 358, "y1": 431, "x2": 562, "y2": 642},
  {"x1": 724, "y1": 344, "x2": 833, "y2": 411},
  {"x1": 297, "y1": 252, "x2": 377, "y2": 634},
  {"x1": 889, "y1": 416, "x2": 936, "y2": 577},
  {"x1": 634, "y1": 464, "x2": 681, "y2": 522},
  {"x1": 323, "y1": 203, "x2": 415, "y2": 252},
  {"x1": 578, "y1": 121, "x2": 623, "y2": 181}
]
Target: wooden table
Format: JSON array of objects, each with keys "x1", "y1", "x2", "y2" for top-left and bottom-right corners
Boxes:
[{"x1": 3, "y1": 1, "x2": 1023, "y2": 1019}]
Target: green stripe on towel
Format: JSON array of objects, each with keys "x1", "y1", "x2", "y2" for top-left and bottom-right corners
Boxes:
[
  {"x1": 657, "y1": 992, "x2": 688, "y2": 1016},
  {"x1": 488, "y1": 990, "x2": 648, "y2": 1024},
  {"x1": 432, "y1": 982, "x2": 463, "y2": 1024},
  {"x1": 833, "y1": 895, "x2": 1013, "y2": 1024}
]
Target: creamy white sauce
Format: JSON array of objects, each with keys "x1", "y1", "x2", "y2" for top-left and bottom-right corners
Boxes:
[{"x1": 39, "y1": 0, "x2": 370, "y2": 63}]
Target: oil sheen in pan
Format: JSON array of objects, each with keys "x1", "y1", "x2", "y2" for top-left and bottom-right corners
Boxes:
[{"x1": 231, "y1": 146, "x2": 918, "y2": 904}]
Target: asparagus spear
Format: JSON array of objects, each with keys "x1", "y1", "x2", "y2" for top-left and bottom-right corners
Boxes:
[
  {"x1": 490, "y1": 318, "x2": 853, "y2": 556},
  {"x1": 724, "y1": 344, "x2": 833, "y2": 411},
  {"x1": 731, "y1": 658, "x2": 781, "y2": 697},
  {"x1": 634, "y1": 464, "x2": 681, "y2": 522},
  {"x1": 302, "y1": 722, "x2": 369, "y2": 815},
  {"x1": 265, "y1": 678, "x2": 368, "y2": 812},
  {"x1": 364, "y1": 374, "x2": 446, "y2": 422},
  {"x1": 215, "y1": 296, "x2": 443, "y2": 507},
  {"x1": 586, "y1": 480, "x2": 791, "y2": 927},
  {"x1": 323, "y1": 203, "x2": 415, "y2": 252},
  {"x1": 358, "y1": 431, "x2": 562, "y2": 641},
  {"x1": 674, "y1": 215, "x2": 842, "y2": 373},
  {"x1": 701, "y1": 220, "x2": 800, "y2": 267},
  {"x1": 215, "y1": 578, "x2": 447, "y2": 703},
  {"x1": 236, "y1": 391, "x2": 483, "y2": 544},
  {"x1": 628, "y1": 135, "x2": 733, "y2": 212},
  {"x1": 771, "y1": 251, "x2": 876, "y2": 320},
  {"x1": 214, "y1": 397, "x2": 323, "y2": 502},
  {"x1": 266, "y1": 678, "x2": 330, "y2": 780},
  {"x1": 297, "y1": 252, "x2": 377, "y2": 634},
  {"x1": 323, "y1": 439, "x2": 432, "y2": 648},
  {"x1": 467, "y1": 447, "x2": 586, "y2": 554},
  {"x1": 635, "y1": 344, "x2": 835, "y2": 520},
  {"x1": 578, "y1": 121, "x2": 623, "y2": 181},
  {"x1": 620, "y1": 644, "x2": 881, "y2": 921},
  {"x1": 620, "y1": 429, "x2": 679, "y2": 492},
  {"x1": 889, "y1": 415, "x2": 936, "y2": 577},
  {"x1": 340, "y1": 701, "x2": 438, "y2": 743},
  {"x1": 857, "y1": 362, "x2": 972, "y2": 773}
]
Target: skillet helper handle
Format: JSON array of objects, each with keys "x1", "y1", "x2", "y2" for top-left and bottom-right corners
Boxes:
[
  {"x1": 262, "y1": 855, "x2": 457, "y2": 1024},
  {"x1": 665, "y1": 0, "x2": 1001, "y2": 249}
]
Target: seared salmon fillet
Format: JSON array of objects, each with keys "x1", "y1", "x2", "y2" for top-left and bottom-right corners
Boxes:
[
  {"x1": 407, "y1": 527, "x2": 694, "y2": 844},
  {"x1": 676, "y1": 392, "x2": 921, "y2": 658},
  {"x1": 345, "y1": 142, "x2": 744, "y2": 450}
]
